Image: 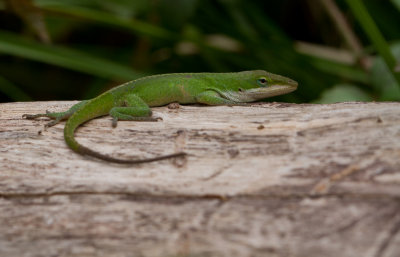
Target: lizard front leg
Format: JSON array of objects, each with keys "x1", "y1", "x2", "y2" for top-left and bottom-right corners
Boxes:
[{"x1": 109, "y1": 94, "x2": 160, "y2": 128}]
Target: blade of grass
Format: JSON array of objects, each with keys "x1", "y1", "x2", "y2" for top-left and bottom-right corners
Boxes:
[
  {"x1": 320, "y1": 0, "x2": 363, "y2": 53},
  {"x1": 39, "y1": 3, "x2": 229, "y2": 61},
  {"x1": 0, "y1": 30, "x2": 144, "y2": 80},
  {"x1": 391, "y1": 0, "x2": 400, "y2": 12},
  {"x1": 38, "y1": 4, "x2": 177, "y2": 41},
  {"x1": 345, "y1": 0, "x2": 400, "y2": 88},
  {"x1": 8, "y1": 0, "x2": 51, "y2": 43}
]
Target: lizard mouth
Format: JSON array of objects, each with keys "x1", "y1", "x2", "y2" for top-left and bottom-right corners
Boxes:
[{"x1": 241, "y1": 83, "x2": 298, "y2": 101}]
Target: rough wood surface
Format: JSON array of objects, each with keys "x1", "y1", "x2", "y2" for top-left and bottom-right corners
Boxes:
[{"x1": 1, "y1": 101, "x2": 400, "y2": 257}]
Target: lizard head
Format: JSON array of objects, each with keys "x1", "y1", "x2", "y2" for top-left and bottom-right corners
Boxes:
[{"x1": 234, "y1": 70, "x2": 298, "y2": 102}]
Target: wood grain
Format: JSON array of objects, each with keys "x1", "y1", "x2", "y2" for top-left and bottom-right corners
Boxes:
[{"x1": 1, "y1": 101, "x2": 400, "y2": 257}]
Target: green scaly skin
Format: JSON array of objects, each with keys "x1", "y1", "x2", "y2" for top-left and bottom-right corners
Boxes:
[{"x1": 23, "y1": 70, "x2": 298, "y2": 164}]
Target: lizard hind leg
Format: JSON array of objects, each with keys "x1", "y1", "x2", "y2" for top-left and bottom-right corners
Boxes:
[
  {"x1": 22, "y1": 110, "x2": 70, "y2": 128},
  {"x1": 109, "y1": 94, "x2": 160, "y2": 127},
  {"x1": 22, "y1": 100, "x2": 88, "y2": 128}
]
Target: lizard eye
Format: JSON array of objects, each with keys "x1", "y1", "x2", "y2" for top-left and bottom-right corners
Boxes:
[{"x1": 257, "y1": 77, "x2": 268, "y2": 87}]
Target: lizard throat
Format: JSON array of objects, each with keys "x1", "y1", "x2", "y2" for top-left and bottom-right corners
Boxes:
[{"x1": 221, "y1": 84, "x2": 297, "y2": 103}]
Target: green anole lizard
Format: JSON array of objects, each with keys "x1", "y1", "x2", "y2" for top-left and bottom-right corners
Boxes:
[{"x1": 23, "y1": 70, "x2": 298, "y2": 164}]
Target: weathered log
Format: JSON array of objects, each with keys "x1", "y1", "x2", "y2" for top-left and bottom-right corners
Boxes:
[{"x1": 0, "y1": 101, "x2": 399, "y2": 257}]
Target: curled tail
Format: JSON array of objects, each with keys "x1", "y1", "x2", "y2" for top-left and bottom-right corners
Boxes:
[
  {"x1": 74, "y1": 144, "x2": 186, "y2": 164},
  {"x1": 64, "y1": 95, "x2": 186, "y2": 164}
]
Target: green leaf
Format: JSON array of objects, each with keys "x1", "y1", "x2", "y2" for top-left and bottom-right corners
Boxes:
[
  {"x1": 391, "y1": 0, "x2": 400, "y2": 12},
  {"x1": 0, "y1": 30, "x2": 144, "y2": 80},
  {"x1": 346, "y1": 0, "x2": 400, "y2": 88},
  {"x1": 371, "y1": 42, "x2": 400, "y2": 100},
  {"x1": 314, "y1": 84, "x2": 372, "y2": 104},
  {"x1": 37, "y1": 3, "x2": 176, "y2": 40}
]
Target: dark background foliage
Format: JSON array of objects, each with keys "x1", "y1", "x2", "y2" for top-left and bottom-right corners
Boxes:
[{"x1": 0, "y1": 0, "x2": 399, "y2": 103}]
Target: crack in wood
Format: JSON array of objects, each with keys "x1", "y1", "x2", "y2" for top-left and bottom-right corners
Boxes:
[
  {"x1": 311, "y1": 164, "x2": 361, "y2": 194},
  {"x1": 1, "y1": 191, "x2": 400, "y2": 201}
]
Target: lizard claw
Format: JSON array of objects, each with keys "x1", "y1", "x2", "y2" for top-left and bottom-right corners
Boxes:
[
  {"x1": 44, "y1": 121, "x2": 55, "y2": 128},
  {"x1": 44, "y1": 116, "x2": 63, "y2": 128},
  {"x1": 167, "y1": 102, "x2": 180, "y2": 109},
  {"x1": 22, "y1": 113, "x2": 44, "y2": 119},
  {"x1": 112, "y1": 117, "x2": 118, "y2": 128}
]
